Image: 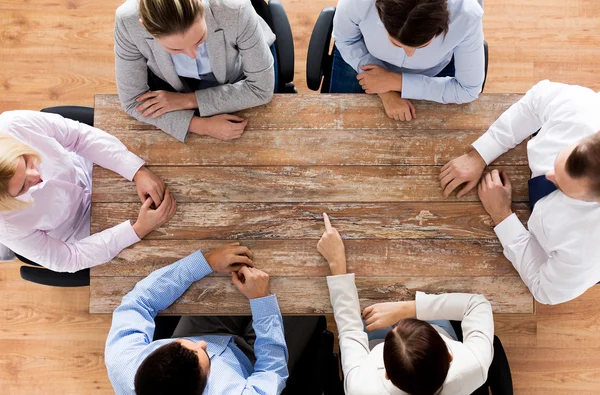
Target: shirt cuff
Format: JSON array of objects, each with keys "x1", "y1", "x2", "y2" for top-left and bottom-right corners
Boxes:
[
  {"x1": 471, "y1": 132, "x2": 506, "y2": 165},
  {"x1": 400, "y1": 73, "x2": 426, "y2": 100},
  {"x1": 494, "y1": 213, "x2": 529, "y2": 247},
  {"x1": 250, "y1": 294, "x2": 281, "y2": 320},
  {"x1": 179, "y1": 250, "x2": 213, "y2": 281},
  {"x1": 116, "y1": 220, "x2": 141, "y2": 249},
  {"x1": 119, "y1": 152, "x2": 146, "y2": 182},
  {"x1": 326, "y1": 273, "x2": 355, "y2": 285}
]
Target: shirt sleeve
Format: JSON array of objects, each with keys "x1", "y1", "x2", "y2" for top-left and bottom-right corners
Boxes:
[
  {"x1": 326, "y1": 273, "x2": 371, "y2": 395},
  {"x1": 105, "y1": 251, "x2": 213, "y2": 390},
  {"x1": 332, "y1": 0, "x2": 386, "y2": 72},
  {"x1": 2, "y1": 220, "x2": 140, "y2": 273},
  {"x1": 194, "y1": 1, "x2": 274, "y2": 117},
  {"x1": 471, "y1": 80, "x2": 573, "y2": 164},
  {"x1": 494, "y1": 213, "x2": 589, "y2": 305},
  {"x1": 401, "y1": 20, "x2": 485, "y2": 104},
  {"x1": 242, "y1": 295, "x2": 289, "y2": 394},
  {"x1": 12, "y1": 110, "x2": 145, "y2": 181},
  {"x1": 416, "y1": 291, "x2": 494, "y2": 387}
]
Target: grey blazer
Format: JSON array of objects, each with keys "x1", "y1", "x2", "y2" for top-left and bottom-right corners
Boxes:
[{"x1": 114, "y1": 0, "x2": 276, "y2": 141}]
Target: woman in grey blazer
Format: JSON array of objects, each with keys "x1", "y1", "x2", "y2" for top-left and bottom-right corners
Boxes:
[{"x1": 115, "y1": 0, "x2": 276, "y2": 142}]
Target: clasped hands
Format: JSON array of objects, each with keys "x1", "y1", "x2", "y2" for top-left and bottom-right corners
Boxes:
[
  {"x1": 136, "y1": 90, "x2": 248, "y2": 140},
  {"x1": 357, "y1": 65, "x2": 416, "y2": 121},
  {"x1": 317, "y1": 213, "x2": 417, "y2": 332},
  {"x1": 440, "y1": 150, "x2": 514, "y2": 225}
]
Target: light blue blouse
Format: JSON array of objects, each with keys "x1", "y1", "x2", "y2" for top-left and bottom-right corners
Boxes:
[{"x1": 170, "y1": 42, "x2": 213, "y2": 80}]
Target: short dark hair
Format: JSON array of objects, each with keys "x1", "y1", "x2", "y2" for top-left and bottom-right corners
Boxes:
[
  {"x1": 566, "y1": 133, "x2": 600, "y2": 199},
  {"x1": 383, "y1": 318, "x2": 451, "y2": 395},
  {"x1": 375, "y1": 0, "x2": 450, "y2": 47},
  {"x1": 134, "y1": 342, "x2": 207, "y2": 395}
]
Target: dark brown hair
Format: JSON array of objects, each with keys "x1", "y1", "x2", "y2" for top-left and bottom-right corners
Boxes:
[
  {"x1": 383, "y1": 318, "x2": 451, "y2": 395},
  {"x1": 134, "y1": 342, "x2": 207, "y2": 395},
  {"x1": 565, "y1": 132, "x2": 600, "y2": 199},
  {"x1": 375, "y1": 0, "x2": 450, "y2": 47},
  {"x1": 139, "y1": 0, "x2": 204, "y2": 37}
]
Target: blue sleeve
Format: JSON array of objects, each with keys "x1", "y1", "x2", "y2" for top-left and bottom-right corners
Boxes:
[
  {"x1": 332, "y1": 0, "x2": 386, "y2": 73},
  {"x1": 104, "y1": 251, "x2": 213, "y2": 389},
  {"x1": 402, "y1": 21, "x2": 485, "y2": 104},
  {"x1": 242, "y1": 295, "x2": 289, "y2": 394}
]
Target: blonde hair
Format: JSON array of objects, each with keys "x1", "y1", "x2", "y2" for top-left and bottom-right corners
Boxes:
[
  {"x1": 0, "y1": 135, "x2": 42, "y2": 212},
  {"x1": 139, "y1": 0, "x2": 204, "y2": 37}
]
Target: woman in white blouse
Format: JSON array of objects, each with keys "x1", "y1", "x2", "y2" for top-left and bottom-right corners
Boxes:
[
  {"x1": 318, "y1": 213, "x2": 495, "y2": 395},
  {"x1": 0, "y1": 110, "x2": 176, "y2": 273}
]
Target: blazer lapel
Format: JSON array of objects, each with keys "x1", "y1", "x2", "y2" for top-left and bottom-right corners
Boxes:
[
  {"x1": 144, "y1": 35, "x2": 186, "y2": 91},
  {"x1": 203, "y1": 1, "x2": 227, "y2": 84}
]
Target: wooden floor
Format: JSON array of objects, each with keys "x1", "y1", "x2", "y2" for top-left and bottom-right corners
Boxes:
[{"x1": 1, "y1": 0, "x2": 600, "y2": 394}]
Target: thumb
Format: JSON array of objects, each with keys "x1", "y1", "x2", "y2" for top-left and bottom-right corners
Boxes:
[
  {"x1": 231, "y1": 272, "x2": 243, "y2": 289},
  {"x1": 141, "y1": 197, "x2": 153, "y2": 210},
  {"x1": 360, "y1": 65, "x2": 374, "y2": 71}
]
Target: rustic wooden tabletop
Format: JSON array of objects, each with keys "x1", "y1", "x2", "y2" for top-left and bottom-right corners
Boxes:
[{"x1": 90, "y1": 93, "x2": 534, "y2": 315}]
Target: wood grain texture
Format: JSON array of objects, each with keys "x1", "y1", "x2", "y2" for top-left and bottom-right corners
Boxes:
[
  {"x1": 90, "y1": 239, "x2": 516, "y2": 278},
  {"x1": 89, "y1": 275, "x2": 533, "y2": 315},
  {"x1": 93, "y1": 165, "x2": 531, "y2": 203},
  {"x1": 91, "y1": 202, "x2": 530, "y2": 240},
  {"x1": 95, "y1": 93, "x2": 523, "y2": 131}
]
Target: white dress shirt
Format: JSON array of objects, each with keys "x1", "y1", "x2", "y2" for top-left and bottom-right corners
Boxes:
[
  {"x1": 327, "y1": 274, "x2": 494, "y2": 395},
  {"x1": 472, "y1": 80, "x2": 600, "y2": 305},
  {"x1": 0, "y1": 111, "x2": 145, "y2": 273},
  {"x1": 170, "y1": 42, "x2": 214, "y2": 80},
  {"x1": 333, "y1": 0, "x2": 485, "y2": 104}
]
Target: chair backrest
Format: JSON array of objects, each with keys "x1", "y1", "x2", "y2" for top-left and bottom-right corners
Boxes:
[{"x1": 40, "y1": 106, "x2": 94, "y2": 127}]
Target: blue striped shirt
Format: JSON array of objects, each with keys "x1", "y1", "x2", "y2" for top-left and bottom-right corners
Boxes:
[{"x1": 105, "y1": 250, "x2": 289, "y2": 394}]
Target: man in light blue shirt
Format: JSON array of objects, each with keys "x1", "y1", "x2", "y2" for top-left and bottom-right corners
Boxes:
[
  {"x1": 105, "y1": 243, "x2": 316, "y2": 394},
  {"x1": 331, "y1": 0, "x2": 485, "y2": 120}
]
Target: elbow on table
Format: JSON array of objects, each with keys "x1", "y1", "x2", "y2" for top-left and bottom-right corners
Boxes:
[{"x1": 454, "y1": 85, "x2": 481, "y2": 104}]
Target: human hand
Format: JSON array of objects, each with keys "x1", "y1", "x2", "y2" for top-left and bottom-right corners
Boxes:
[
  {"x1": 478, "y1": 169, "x2": 513, "y2": 225},
  {"x1": 378, "y1": 92, "x2": 416, "y2": 121},
  {"x1": 136, "y1": 91, "x2": 196, "y2": 118},
  {"x1": 132, "y1": 188, "x2": 176, "y2": 238},
  {"x1": 133, "y1": 166, "x2": 166, "y2": 207},
  {"x1": 440, "y1": 150, "x2": 487, "y2": 199},
  {"x1": 357, "y1": 65, "x2": 401, "y2": 94},
  {"x1": 231, "y1": 266, "x2": 271, "y2": 299},
  {"x1": 193, "y1": 114, "x2": 248, "y2": 140},
  {"x1": 204, "y1": 242, "x2": 254, "y2": 273},
  {"x1": 317, "y1": 213, "x2": 347, "y2": 276},
  {"x1": 362, "y1": 301, "x2": 417, "y2": 331}
]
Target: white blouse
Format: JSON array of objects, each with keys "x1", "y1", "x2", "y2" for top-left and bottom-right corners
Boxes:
[{"x1": 0, "y1": 110, "x2": 145, "y2": 273}]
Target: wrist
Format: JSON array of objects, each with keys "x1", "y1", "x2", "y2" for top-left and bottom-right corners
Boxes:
[
  {"x1": 133, "y1": 166, "x2": 147, "y2": 182},
  {"x1": 132, "y1": 221, "x2": 147, "y2": 239},
  {"x1": 184, "y1": 92, "x2": 198, "y2": 110},
  {"x1": 392, "y1": 73, "x2": 403, "y2": 92},
  {"x1": 492, "y1": 210, "x2": 513, "y2": 226},
  {"x1": 189, "y1": 116, "x2": 208, "y2": 136},
  {"x1": 329, "y1": 259, "x2": 347, "y2": 276},
  {"x1": 467, "y1": 149, "x2": 487, "y2": 168}
]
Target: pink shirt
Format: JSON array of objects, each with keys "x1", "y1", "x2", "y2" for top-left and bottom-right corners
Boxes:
[{"x1": 0, "y1": 110, "x2": 145, "y2": 272}]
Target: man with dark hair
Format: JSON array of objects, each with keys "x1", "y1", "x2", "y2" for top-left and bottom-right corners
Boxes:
[
  {"x1": 441, "y1": 80, "x2": 600, "y2": 305},
  {"x1": 331, "y1": 0, "x2": 485, "y2": 120},
  {"x1": 317, "y1": 213, "x2": 494, "y2": 395},
  {"x1": 105, "y1": 242, "x2": 318, "y2": 394}
]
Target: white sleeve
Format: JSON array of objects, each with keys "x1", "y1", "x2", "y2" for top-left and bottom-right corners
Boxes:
[
  {"x1": 326, "y1": 274, "x2": 371, "y2": 394},
  {"x1": 416, "y1": 291, "x2": 494, "y2": 386},
  {"x1": 332, "y1": 0, "x2": 386, "y2": 72},
  {"x1": 2, "y1": 220, "x2": 140, "y2": 273},
  {"x1": 10, "y1": 111, "x2": 145, "y2": 181},
  {"x1": 471, "y1": 80, "x2": 574, "y2": 164},
  {"x1": 494, "y1": 214, "x2": 589, "y2": 305}
]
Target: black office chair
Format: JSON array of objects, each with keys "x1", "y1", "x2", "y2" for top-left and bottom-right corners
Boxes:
[
  {"x1": 450, "y1": 320, "x2": 514, "y2": 395},
  {"x1": 251, "y1": 0, "x2": 297, "y2": 93},
  {"x1": 17, "y1": 105, "x2": 96, "y2": 287},
  {"x1": 306, "y1": 7, "x2": 489, "y2": 93}
]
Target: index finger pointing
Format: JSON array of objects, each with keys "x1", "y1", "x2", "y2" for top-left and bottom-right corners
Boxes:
[{"x1": 323, "y1": 213, "x2": 333, "y2": 232}]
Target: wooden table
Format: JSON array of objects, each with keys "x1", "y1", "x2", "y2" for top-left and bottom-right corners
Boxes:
[{"x1": 90, "y1": 94, "x2": 534, "y2": 315}]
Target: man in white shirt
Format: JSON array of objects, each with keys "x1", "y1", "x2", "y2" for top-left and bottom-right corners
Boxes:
[
  {"x1": 317, "y1": 213, "x2": 494, "y2": 395},
  {"x1": 440, "y1": 80, "x2": 600, "y2": 305}
]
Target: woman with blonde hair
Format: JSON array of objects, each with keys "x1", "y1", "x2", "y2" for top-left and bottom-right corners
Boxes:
[
  {"x1": 115, "y1": 0, "x2": 277, "y2": 142},
  {"x1": 0, "y1": 110, "x2": 176, "y2": 273}
]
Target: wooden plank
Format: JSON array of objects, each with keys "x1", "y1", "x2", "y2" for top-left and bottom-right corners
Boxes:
[
  {"x1": 93, "y1": 95, "x2": 528, "y2": 167},
  {"x1": 95, "y1": 93, "x2": 523, "y2": 131},
  {"x1": 90, "y1": 239, "x2": 517, "y2": 278},
  {"x1": 89, "y1": 275, "x2": 533, "y2": 315},
  {"x1": 90, "y1": 202, "x2": 530, "y2": 240},
  {"x1": 93, "y1": 165, "x2": 531, "y2": 203}
]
